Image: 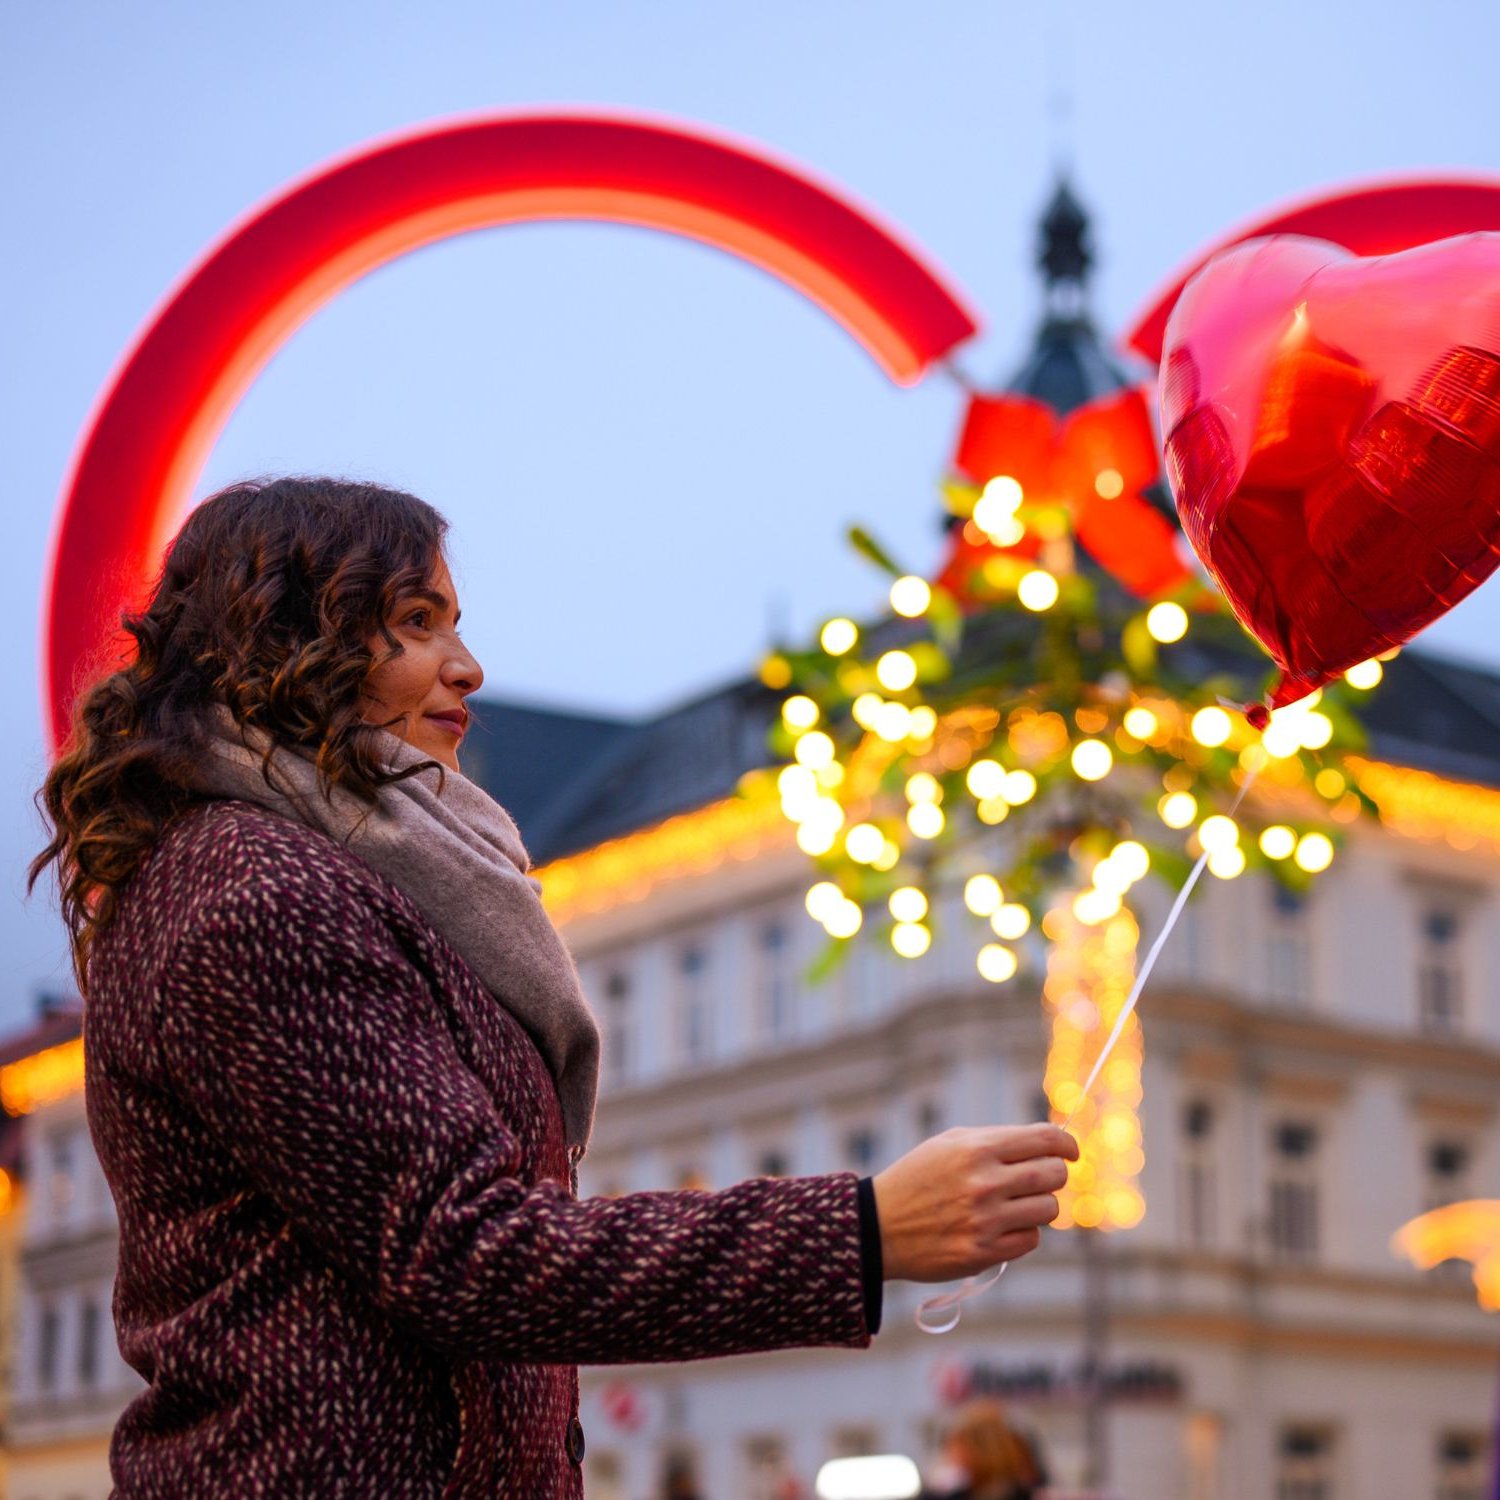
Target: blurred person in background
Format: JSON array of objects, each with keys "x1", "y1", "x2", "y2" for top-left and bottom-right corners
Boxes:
[
  {"x1": 928, "y1": 1398, "x2": 1044, "y2": 1500},
  {"x1": 31, "y1": 476, "x2": 1077, "y2": 1499}
]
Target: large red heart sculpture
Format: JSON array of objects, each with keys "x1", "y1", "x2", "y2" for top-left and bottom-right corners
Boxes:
[{"x1": 1159, "y1": 232, "x2": 1500, "y2": 712}]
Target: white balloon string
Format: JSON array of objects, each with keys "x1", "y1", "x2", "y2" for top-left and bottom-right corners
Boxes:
[{"x1": 916, "y1": 764, "x2": 1262, "y2": 1334}]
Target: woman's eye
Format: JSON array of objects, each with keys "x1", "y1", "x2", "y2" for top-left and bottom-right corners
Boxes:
[{"x1": 403, "y1": 609, "x2": 430, "y2": 630}]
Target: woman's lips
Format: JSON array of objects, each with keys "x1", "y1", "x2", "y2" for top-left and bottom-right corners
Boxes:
[{"x1": 424, "y1": 710, "x2": 468, "y2": 737}]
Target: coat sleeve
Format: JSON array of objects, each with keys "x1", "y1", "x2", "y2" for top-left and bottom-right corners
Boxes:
[{"x1": 152, "y1": 871, "x2": 874, "y2": 1367}]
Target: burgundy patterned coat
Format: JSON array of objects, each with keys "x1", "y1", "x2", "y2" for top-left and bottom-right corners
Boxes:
[{"x1": 85, "y1": 799, "x2": 874, "y2": 1497}]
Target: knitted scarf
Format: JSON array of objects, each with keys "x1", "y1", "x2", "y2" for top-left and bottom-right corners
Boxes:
[{"x1": 193, "y1": 708, "x2": 600, "y2": 1154}]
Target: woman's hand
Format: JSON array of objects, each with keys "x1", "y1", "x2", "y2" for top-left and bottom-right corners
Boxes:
[{"x1": 872, "y1": 1123, "x2": 1078, "y2": 1282}]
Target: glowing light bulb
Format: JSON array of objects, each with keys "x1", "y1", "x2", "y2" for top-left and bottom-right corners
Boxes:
[
  {"x1": 908, "y1": 705, "x2": 938, "y2": 741},
  {"x1": 794, "y1": 730, "x2": 835, "y2": 769},
  {"x1": 1159, "y1": 790, "x2": 1197, "y2": 829},
  {"x1": 1207, "y1": 845, "x2": 1246, "y2": 879},
  {"x1": 1071, "y1": 739, "x2": 1113, "y2": 781},
  {"x1": 1314, "y1": 768, "x2": 1346, "y2": 799},
  {"x1": 873, "y1": 702, "x2": 912, "y2": 742},
  {"x1": 1004, "y1": 770, "x2": 1038, "y2": 805},
  {"x1": 1299, "y1": 712, "x2": 1334, "y2": 750},
  {"x1": 825, "y1": 899, "x2": 863, "y2": 939},
  {"x1": 820, "y1": 617, "x2": 858, "y2": 656},
  {"x1": 870, "y1": 840, "x2": 901, "y2": 872},
  {"x1": 804, "y1": 882, "x2": 843, "y2": 921},
  {"x1": 888, "y1": 886, "x2": 928, "y2": 923},
  {"x1": 906, "y1": 802, "x2": 945, "y2": 839},
  {"x1": 1111, "y1": 841, "x2": 1151, "y2": 883},
  {"x1": 1295, "y1": 832, "x2": 1335, "y2": 873},
  {"x1": 778, "y1": 764, "x2": 817, "y2": 802},
  {"x1": 891, "y1": 922, "x2": 932, "y2": 958},
  {"x1": 1018, "y1": 570, "x2": 1060, "y2": 612},
  {"x1": 845, "y1": 823, "x2": 885, "y2": 864},
  {"x1": 1190, "y1": 706, "x2": 1232, "y2": 748},
  {"x1": 1345, "y1": 658, "x2": 1383, "y2": 690},
  {"x1": 889, "y1": 575, "x2": 932, "y2": 618},
  {"x1": 760, "y1": 654, "x2": 793, "y2": 689},
  {"x1": 876, "y1": 650, "x2": 917, "y2": 692},
  {"x1": 1146, "y1": 602, "x2": 1188, "y2": 643},
  {"x1": 1198, "y1": 814, "x2": 1240, "y2": 853},
  {"x1": 975, "y1": 474, "x2": 1023, "y2": 524},
  {"x1": 904, "y1": 772, "x2": 941, "y2": 804},
  {"x1": 781, "y1": 695, "x2": 819, "y2": 731},
  {"x1": 963, "y1": 874, "x2": 1003, "y2": 916},
  {"x1": 976, "y1": 797, "x2": 1010, "y2": 825},
  {"x1": 796, "y1": 819, "x2": 839, "y2": 856},
  {"x1": 1123, "y1": 707, "x2": 1159, "y2": 740},
  {"x1": 1094, "y1": 468, "x2": 1125, "y2": 499},
  {"x1": 965, "y1": 759, "x2": 1006, "y2": 799},
  {"x1": 1092, "y1": 858, "x2": 1132, "y2": 896},
  {"x1": 982, "y1": 513, "x2": 1026, "y2": 546},
  {"x1": 1261, "y1": 717, "x2": 1303, "y2": 758},
  {"x1": 1073, "y1": 888, "x2": 1121, "y2": 925},
  {"x1": 991, "y1": 903, "x2": 1031, "y2": 940},
  {"x1": 977, "y1": 944, "x2": 1018, "y2": 982},
  {"x1": 1259, "y1": 825, "x2": 1297, "y2": 860},
  {"x1": 850, "y1": 692, "x2": 883, "y2": 730}
]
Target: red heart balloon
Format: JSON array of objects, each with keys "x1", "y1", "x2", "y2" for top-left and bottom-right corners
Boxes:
[{"x1": 1160, "y1": 232, "x2": 1500, "y2": 710}]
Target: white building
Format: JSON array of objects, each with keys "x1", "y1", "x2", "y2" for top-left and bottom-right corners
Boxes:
[{"x1": 4, "y1": 660, "x2": 1500, "y2": 1500}]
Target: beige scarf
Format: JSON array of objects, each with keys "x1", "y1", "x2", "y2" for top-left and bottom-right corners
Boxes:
[{"x1": 194, "y1": 708, "x2": 600, "y2": 1154}]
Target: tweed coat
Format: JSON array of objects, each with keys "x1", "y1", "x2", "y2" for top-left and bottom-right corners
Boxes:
[{"x1": 85, "y1": 798, "x2": 875, "y2": 1498}]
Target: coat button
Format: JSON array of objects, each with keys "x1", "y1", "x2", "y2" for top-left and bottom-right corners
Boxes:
[{"x1": 565, "y1": 1415, "x2": 586, "y2": 1465}]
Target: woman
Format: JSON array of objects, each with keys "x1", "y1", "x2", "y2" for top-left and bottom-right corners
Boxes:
[
  {"x1": 33, "y1": 477, "x2": 1075, "y2": 1498},
  {"x1": 932, "y1": 1399, "x2": 1043, "y2": 1500}
]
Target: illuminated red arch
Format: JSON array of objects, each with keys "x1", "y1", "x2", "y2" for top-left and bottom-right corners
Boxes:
[
  {"x1": 45, "y1": 111, "x2": 979, "y2": 748},
  {"x1": 1121, "y1": 175, "x2": 1500, "y2": 364}
]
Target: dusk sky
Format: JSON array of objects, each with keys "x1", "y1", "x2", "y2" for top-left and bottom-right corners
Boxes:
[{"x1": 4, "y1": 1, "x2": 1499, "y2": 1024}]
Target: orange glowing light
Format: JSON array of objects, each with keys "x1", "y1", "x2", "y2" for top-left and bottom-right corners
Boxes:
[
  {"x1": 0, "y1": 1037, "x2": 86, "y2": 1116},
  {"x1": 1392, "y1": 1200, "x2": 1500, "y2": 1310}
]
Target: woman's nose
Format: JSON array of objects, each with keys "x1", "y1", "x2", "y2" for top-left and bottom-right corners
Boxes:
[{"x1": 444, "y1": 640, "x2": 484, "y2": 694}]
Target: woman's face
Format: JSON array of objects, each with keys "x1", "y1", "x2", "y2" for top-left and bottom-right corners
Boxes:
[{"x1": 361, "y1": 554, "x2": 483, "y2": 771}]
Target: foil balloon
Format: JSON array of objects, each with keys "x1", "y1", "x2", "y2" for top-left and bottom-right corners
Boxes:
[{"x1": 1159, "y1": 232, "x2": 1500, "y2": 714}]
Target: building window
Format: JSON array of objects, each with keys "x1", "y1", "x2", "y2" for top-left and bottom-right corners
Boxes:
[
  {"x1": 602, "y1": 970, "x2": 632, "y2": 1088},
  {"x1": 78, "y1": 1297, "x2": 100, "y2": 1388},
  {"x1": 37, "y1": 1302, "x2": 59, "y2": 1391},
  {"x1": 743, "y1": 1434, "x2": 792, "y2": 1500},
  {"x1": 1418, "y1": 904, "x2": 1466, "y2": 1035},
  {"x1": 1267, "y1": 886, "x2": 1310, "y2": 1004},
  {"x1": 1425, "y1": 1140, "x2": 1473, "y2": 1213},
  {"x1": 1180, "y1": 1099, "x2": 1217, "y2": 1250},
  {"x1": 755, "y1": 919, "x2": 794, "y2": 1044},
  {"x1": 48, "y1": 1130, "x2": 75, "y2": 1224},
  {"x1": 845, "y1": 1128, "x2": 880, "y2": 1173},
  {"x1": 1436, "y1": 1430, "x2": 1489, "y2": 1500},
  {"x1": 676, "y1": 943, "x2": 712, "y2": 1064},
  {"x1": 1276, "y1": 1426, "x2": 1336, "y2": 1500},
  {"x1": 756, "y1": 1149, "x2": 789, "y2": 1179},
  {"x1": 1267, "y1": 1121, "x2": 1321, "y2": 1262}
]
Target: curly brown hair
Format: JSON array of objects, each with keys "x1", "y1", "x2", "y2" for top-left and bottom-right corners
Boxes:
[{"x1": 30, "y1": 476, "x2": 451, "y2": 991}]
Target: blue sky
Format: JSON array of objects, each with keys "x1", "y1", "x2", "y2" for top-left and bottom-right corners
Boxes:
[{"x1": 3, "y1": 1, "x2": 1499, "y2": 1025}]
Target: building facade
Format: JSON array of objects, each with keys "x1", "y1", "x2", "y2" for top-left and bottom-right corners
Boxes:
[{"x1": 3, "y1": 664, "x2": 1500, "y2": 1499}]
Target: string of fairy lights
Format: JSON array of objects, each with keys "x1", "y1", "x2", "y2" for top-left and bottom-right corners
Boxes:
[{"x1": 754, "y1": 467, "x2": 1386, "y2": 1231}]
